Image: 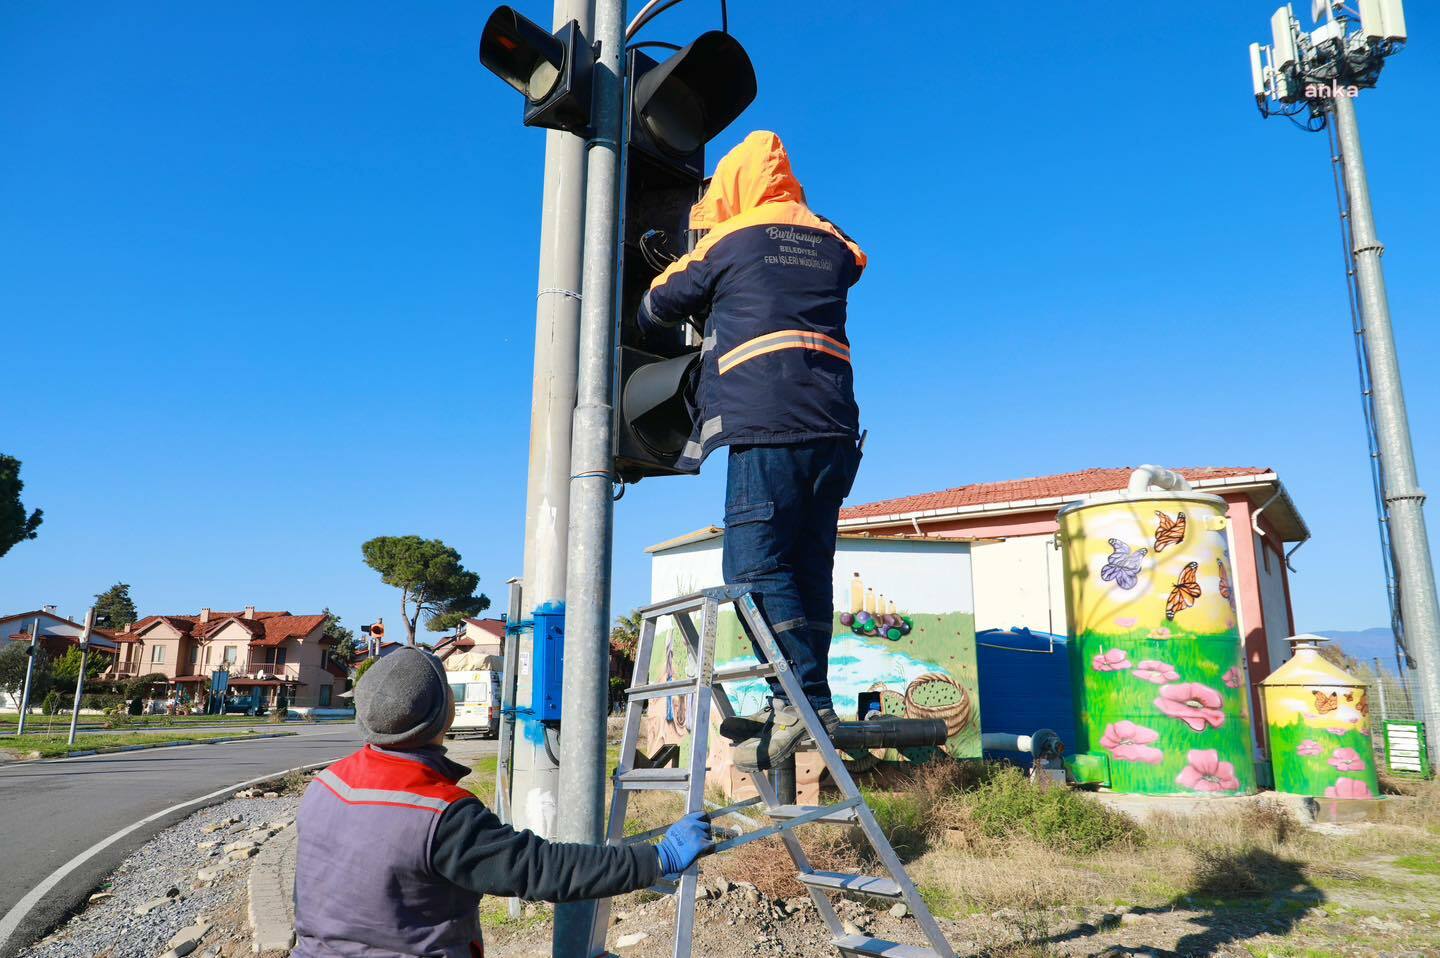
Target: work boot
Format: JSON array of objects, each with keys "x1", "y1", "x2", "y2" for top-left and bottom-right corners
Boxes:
[
  {"x1": 732, "y1": 704, "x2": 840, "y2": 772},
  {"x1": 721, "y1": 700, "x2": 776, "y2": 743}
]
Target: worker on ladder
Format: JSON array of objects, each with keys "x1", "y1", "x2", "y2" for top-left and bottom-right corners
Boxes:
[{"x1": 639, "y1": 130, "x2": 866, "y2": 772}]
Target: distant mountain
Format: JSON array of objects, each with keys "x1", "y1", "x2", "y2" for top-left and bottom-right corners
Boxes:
[{"x1": 1314, "y1": 627, "x2": 1398, "y2": 665}]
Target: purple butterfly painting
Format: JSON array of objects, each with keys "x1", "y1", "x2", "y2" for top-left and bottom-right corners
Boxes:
[{"x1": 1100, "y1": 538, "x2": 1147, "y2": 590}]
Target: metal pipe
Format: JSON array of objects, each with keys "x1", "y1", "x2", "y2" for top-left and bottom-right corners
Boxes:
[
  {"x1": 495, "y1": 578, "x2": 523, "y2": 921},
  {"x1": 16, "y1": 616, "x2": 40, "y2": 735},
  {"x1": 553, "y1": 0, "x2": 626, "y2": 949},
  {"x1": 1333, "y1": 94, "x2": 1440, "y2": 759},
  {"x1": 1251, "y1": 487, "x2": 1283, "y2": 537},
  {"x1": 67, "y1": 608, "x2": 95, "y2": 746},
  {"x1": 1127, "y1": 464, "x2": 1192, "y2": 494},
  {"x1": 512, "y1": 0, "x2": 593, "y2": 844}
]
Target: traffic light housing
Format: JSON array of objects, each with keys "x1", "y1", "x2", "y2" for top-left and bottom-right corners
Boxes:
[
  {"x1": 479, "y1": 6, "x2": 594, "y2": 135},
  {"x1": 614, "y1": 34, "x2": 755, "y2": 483}
]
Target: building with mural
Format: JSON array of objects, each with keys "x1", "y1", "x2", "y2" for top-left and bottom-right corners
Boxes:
[{"x1": 645, "y1": 531, "x2": 979, "y2": 799}]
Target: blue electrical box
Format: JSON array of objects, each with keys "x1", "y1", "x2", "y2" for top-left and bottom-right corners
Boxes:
[{"x1": 531, "y1": 606, "x2": 565, "y2": 723}]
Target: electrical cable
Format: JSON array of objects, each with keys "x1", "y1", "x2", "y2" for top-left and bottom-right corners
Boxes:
[
  {"x1": 720, "y1": 0, "x2": 728, "y2": 33},
  {"x1": 626, "y1": 0, "x2": 686, "y2": 41},
  {"x1": 628, "y1": 40, "x2": 682, "y2": 52}
]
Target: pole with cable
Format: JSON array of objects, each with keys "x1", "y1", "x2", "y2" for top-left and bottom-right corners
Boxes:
[
  {"x1": 67, "y1": 608, "x2": 96, "y2": 746},
  {"x1": 553, "y1": 0, "x2": 627, "y2": 948},
  {"x1": 16, "y1": 616, "x2": 42, "y2": 735}
]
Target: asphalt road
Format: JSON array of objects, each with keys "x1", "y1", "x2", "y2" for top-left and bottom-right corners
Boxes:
[{"x1": 0, "y1": 722, "x2": 362, "y2": 957}]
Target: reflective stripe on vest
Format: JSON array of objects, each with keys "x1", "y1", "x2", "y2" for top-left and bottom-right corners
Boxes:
[
  {"x1": 717, "y1": 329, "x2": 850, "y2": 375},
  {"x1": 314, "y1": 766, "x2": 453, "y2": 813}
]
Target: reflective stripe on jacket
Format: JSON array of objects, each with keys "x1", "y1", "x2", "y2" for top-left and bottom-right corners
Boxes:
[
  {"x1": 640, "y1": 130, "x2": 865, "y2": 472},
  {"x1": 294, "y1": 746, "x2": 483, "y2": 958}
]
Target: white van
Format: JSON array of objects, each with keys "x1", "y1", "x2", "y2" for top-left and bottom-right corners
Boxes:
[{"x1": 446, "y1": 653, "x2": 503, "y2": 738}]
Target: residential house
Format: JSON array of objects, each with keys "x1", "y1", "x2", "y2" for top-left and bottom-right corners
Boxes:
[
  {"x1": 434, "y1": 617, "x2": 506, "y2": 662},
  {"x1": 1, "y1": 610, "x2": 119, "y2": 707},
  {"x1": 105, "y1": 606, "x2": 347, "y2": 710}
]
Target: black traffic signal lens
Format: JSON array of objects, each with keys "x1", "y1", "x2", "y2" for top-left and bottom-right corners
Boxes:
[
  {"x1": 480, "y1": 6, "x2": 565, "y2": 102},
  {"x1": 632, "y1": 31, "x2": 755, "y2": 159}
]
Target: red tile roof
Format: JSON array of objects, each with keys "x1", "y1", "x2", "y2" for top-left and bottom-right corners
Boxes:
[
  {"x1": 463, "y1": 617, "x2": 506, "y2": 640},
  {"x1": 123, "y1": 610, "x2": 328, "y2": 648},
  {"x1": 839, "y1": 466, "x2": 1273, "y2": 521}
]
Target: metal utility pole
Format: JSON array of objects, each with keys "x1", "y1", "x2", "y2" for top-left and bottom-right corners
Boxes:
[
  {"x1": 554, "y1": 0, "x2": 626, "y2": 949},
  {"x1": 1249, "y1": 0, "x2": 1440, "y2": 754},
  {"x1": 511, "y1": 0, "x2": 593, "y2": 842},
  {"x1": 495, "y1": 577, "x2": 524, "y2": 920},
  {"x1": 15, "y1": 616, "x2": 41, "y2": 735},
  {"x1": 1330, "y1": 92, "x2": 1440, "y2": 749},
  {"x1": 67, "y1": 608, "x2": 96, "y2": 746}
]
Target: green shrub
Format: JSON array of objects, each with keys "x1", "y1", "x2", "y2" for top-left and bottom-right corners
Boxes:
[
  {"x1": 41, "y1": 690, "x2": 62, "y2": 715},
  {"x1": 966, "y1": 766, "x2": 1138, "y2": 854},
  {"x1": 861, "y1": 789, "x2": 933, "y2": 860}
]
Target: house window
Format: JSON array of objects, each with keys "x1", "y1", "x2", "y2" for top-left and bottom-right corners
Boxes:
[
  {"x1": 189, "y1": 646, "x2": 199, "y2": 666},
  {"x1": 319, "y1": 686, "x2": 332, "y2": 707},
  {"x1": 204, "y1": 646, "x2": 210, "y2": 665},
  {"x1": 224, "y1": 646, "x2": 237, "y2": 665},
  {"x1": 274, "y1": 647, "x2": 287, "y2": 667},
  {"x1": 151, "y1": 645, "x2": 165, "y2": 664}
]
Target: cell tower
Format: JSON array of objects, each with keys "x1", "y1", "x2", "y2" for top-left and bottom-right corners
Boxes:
[{"x1": 1247, "y1": 1, "x2": 1440, "y2": 754}]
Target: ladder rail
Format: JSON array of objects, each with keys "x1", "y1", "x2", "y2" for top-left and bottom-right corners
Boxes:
[
  {"x1": 735, "y1": 594, "x2": 956, "y2": 958},
  {"x1": 670, "y1": 597, "x2": 720, "y2": 958}
]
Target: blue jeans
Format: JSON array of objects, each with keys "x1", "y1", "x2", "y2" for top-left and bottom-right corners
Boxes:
[{"x1": 721, "y1": 438, "x2": 863, "y2": 712}]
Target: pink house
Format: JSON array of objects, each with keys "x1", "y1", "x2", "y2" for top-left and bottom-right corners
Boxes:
[
  {"x1": 838, "y1": 466, "x2": 1309, "y2": 741},
  {"x1": 106, "y1": 606, "x2": 347, "y2": 710}
]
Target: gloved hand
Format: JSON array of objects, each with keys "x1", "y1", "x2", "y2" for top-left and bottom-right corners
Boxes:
[{"x1": 655, "y1": 811, "x2": 714, "y2": 878}]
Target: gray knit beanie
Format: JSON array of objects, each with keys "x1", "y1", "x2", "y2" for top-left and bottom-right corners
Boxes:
[{"x1": 355, "y1": 647, "x2": 451, "y2": 748}]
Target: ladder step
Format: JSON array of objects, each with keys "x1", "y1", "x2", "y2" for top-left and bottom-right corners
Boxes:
[
  {"x1": 714, "y1": 662, "x2": 776, "y2": 683},
  {"x1": 797, "y1": 871, "x2": 903, "y2": 899},
  {"x1": 615, "y1": 767, "x2": 692, "y2": 791},
  {"x1": 832, "y1": 935, "x2": 941, "y2": 958},
  {"x1": 768, "y1": 803, "x2": 859, "y2": 825},
  {"x1": 625, "y1": 676, "x2": 698, "y2": 700}
]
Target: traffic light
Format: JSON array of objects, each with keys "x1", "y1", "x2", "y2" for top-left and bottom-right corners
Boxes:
[
  {"x1": 614, "y1": 33, "x2": 755, "y2": 483},
  {"x1": 478, "y1": 6, "x2": 594, "y2": 135}
]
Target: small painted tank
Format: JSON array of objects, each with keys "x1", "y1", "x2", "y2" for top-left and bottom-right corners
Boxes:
[
  {"x1": 1058, "y1": 466, "x2": 1255, "y2": 796},
  {"x1": 1261, "y1": 638, "x2": 1380, "y2": 800}
]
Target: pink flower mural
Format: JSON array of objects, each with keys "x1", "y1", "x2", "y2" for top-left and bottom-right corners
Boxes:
[
  {"x1": 1328, "y1": 747, "x2": 1367, "y2": 772},
  {"x1": 1132, "y1": 659, "x2": 1180, "y2": 685},
  {"x1": 1154, "y1": 683, "x2": 1225, "y2": 732},
  {"x1": 1296, "y1": 740, "x2": 1323, "y2": 757},
  {"x1": 1324, "y1": 777, "x2": 1373, "y2": 799},
  {"x1": 1099, "y1": 721, "x2": 1164, "y2": 765},
  {"x1": 1115, "y1": 617, "x2": 1137, "y2": 629},
  {"x1": 1222, "y1": 666, "x2": 1243, "y2": 689},
  {"x1": 1326, "y1": 727, "x2": 1346, "y2": 736},
  {"x1": 1091, "y1": 648, "x2": 1132, "y2": 672},
  {"x1": 1147, "y1": 626, "x2": 1172, "y2": 640},
  {"x1": 1176, "y1": 749, "x2": 1241, "y2": 793}
]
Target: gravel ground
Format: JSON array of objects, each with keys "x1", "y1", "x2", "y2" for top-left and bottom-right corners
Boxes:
[{"x1": 19, "y1": 793, "x2": 302, "y2": 958}]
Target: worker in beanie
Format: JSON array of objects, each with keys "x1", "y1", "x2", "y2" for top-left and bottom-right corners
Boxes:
[{"x1": 293, "y1": 647, "x2": 712, "y2": 957}]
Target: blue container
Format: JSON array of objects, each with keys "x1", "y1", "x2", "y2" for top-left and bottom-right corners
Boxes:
[{"x1": 975, "y1": 627, "x2": 1075, "y2": 766}]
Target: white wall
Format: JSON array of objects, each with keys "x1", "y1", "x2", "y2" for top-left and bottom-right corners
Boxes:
[
  {"x1": 650, "y1": 535, "x2": 974, "y2": 615},
  {"x1": 1254, "y1": 533, "x2": 1294, "y2": 670},
  {"x1": 969, "y1": 535, "x2": 1067, "y2": 635}
]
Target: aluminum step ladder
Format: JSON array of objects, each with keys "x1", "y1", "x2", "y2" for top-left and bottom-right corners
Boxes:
[{"x1": 591, "y1": 585, "x2": 956, "y2": 958}]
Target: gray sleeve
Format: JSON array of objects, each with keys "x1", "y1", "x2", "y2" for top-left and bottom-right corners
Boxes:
[{"x1": 430, "y1": 798, "x2": 661, "y2": 902}]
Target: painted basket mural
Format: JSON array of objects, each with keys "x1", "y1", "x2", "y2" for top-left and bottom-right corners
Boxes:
[
  {"x1": 1059, "y1": 493, "x2": 1256, "y2": 796},
  {"x1": 1261, "y1": 641, "x2": 1380, "y2": 800}
]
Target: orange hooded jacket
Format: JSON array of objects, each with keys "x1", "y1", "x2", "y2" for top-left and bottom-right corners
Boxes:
[{"x1": 639, "y1": 131, "x2": 866, "y2": 471}]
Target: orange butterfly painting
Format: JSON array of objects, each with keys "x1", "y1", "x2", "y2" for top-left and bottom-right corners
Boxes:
[
  {"x1": 1153, "y1": 511, "x2": 1187, "y2": 553},
  {"x1": 1217, "y1": 558, "x2": 1233, "y2": 601},
  {"x1": 1313, "y1": 690, "x2": 1339, "y2": 714},
  {"x1": 1165, "y1": 561, "x2": 1201, "y2": 620}
]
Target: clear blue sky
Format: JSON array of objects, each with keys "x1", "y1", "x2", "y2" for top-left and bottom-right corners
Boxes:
[{"x1": 3, "y1": 2, "x2": 1437, "y2": 641}]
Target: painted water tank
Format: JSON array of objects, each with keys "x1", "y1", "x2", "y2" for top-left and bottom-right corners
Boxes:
[
  {"x1": 1261, "y1": 637, "x2": 1379, "y2": 800},
  {"x1": 1057, "y1": 466, "x2": 1255, "y2": 795}
]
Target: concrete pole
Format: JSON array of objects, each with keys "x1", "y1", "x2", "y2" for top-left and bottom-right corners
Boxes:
[
  {"x1": 1333, "y1": 94, "x2": 1440, "y2": 758},
  {"x1": 510, "y1": 0, "x2": 593, "y2": 842},
  {"x1": 16, "y1": 616, "x2": 41, "y2": 735},
  {"x1": 67, "y1": 608, "x2": 95, "y2": 746},
  {"x1": 554, "y1": 0, "x2": 626, "y2": 950}
]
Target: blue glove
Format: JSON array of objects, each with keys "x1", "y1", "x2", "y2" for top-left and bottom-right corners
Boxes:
[{"x1": 655, "y1": 812, "x2": 714, "y2": 878}]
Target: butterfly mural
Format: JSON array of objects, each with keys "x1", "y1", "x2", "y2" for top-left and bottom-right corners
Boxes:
[
  {"x1": 1153, "y1": 511, "x2": 1187, "y2": 553},
  {"x1": 1217, "y1": 558, "x2": 1233, "y2": 602},
  {"x1": 1164, "y1": 561, "x2": 1201, "y2": 620},
  {"x1": 1314, "y1": 690, "x2": 1339, "y2": 714},
  {"x1": 1100, "y1": 538, "x2": 1148, "y2": 590}
]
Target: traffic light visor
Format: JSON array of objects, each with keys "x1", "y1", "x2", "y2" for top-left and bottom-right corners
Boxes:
[
  {"x1": 633, "y1": 32, "x2": 756, "y2": 158},
  {"x1": 623, "y1": 352, "x2": 698, "y2": 457},
  {"x1": 480, "y1": 6, "x2": 565, "y2": 102}
]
